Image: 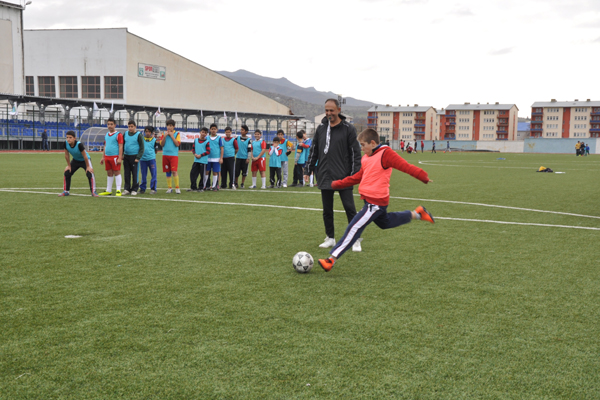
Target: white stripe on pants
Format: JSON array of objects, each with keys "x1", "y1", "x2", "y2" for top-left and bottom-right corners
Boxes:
[
  {"x1": 281, "y1": 161, "x2": 288, "y2": 185},
  {"x1": 331, "y1": 204, "x2": 379, "y2": 258}
]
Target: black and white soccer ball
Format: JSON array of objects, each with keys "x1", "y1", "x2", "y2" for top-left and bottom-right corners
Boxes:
[{"x1": 293, "y1": 252, "x2": 314, "y2": 273}]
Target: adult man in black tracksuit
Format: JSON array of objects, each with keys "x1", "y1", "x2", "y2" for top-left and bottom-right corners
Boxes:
[{"x1": 304, "y1": 99, "x2": 363, "y2": 251}]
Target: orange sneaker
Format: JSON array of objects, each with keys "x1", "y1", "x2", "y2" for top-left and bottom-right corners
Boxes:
[
  {"x1": 415, "y1": 206, "x2": 435, "y2": 224},
  {"x1": 318, "y1": 258, "x2": 335, "y2": 272}
]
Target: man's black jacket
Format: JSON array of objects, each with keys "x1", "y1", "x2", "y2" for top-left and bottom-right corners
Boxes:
[{"x1": 304, "y1": 114, "x2": 361, "y2": 190}]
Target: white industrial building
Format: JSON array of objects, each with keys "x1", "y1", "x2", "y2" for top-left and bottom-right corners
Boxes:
[
  {"x1": 0, "y1": 0, "x2": 25, "y2": 95},
  {"x1": 22, "y1": 28, "x2": 290, "y2": 117}
]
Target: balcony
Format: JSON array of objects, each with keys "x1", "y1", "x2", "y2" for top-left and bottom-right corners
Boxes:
[
  {"x1": 591, "y1": 111, "x2": 600, "y2": 116},
  {"x1": 367, "y1": 123, "x2": 377, "y2": 127},
  {"x1": 414, "y1": 132, "x2": 425, "y2": 136},
  {"x1": 414, "y1": 123, "x2": 425, "y2": 127},
  {"x1": 445, "y1": 114, "x2": 456, "y2": 118},
  {"x1": 532, "y1": 112, "x2": 543, "y2": 116},
  {"x1": 497, "y1": 122, "x2": 509, "y2": 126},
  {"x1": 590, "y1": 120, "x2": 600, "y2": 124},
  {"x1": 497, "y1": 130, "x2": 507, "y2": 134},
  {"x1": 367, "y1": 115, "x2": 377, "y2": 119},
  {"x1": 531, "y1": 128, "x2": 543, "y2": 132},
  {"x1": 590, "y1": 128, "x2": 600, "y2": 132},
  {"x1": 415, "y1": 115, "x2": 425, "y2": 120}
]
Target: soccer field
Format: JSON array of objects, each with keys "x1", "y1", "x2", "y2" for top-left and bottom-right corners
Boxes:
[{"x1": 1, "y1": 151, "x2": 599, "y2": 399}]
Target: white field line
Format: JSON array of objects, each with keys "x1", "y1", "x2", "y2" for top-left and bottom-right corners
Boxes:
[
  {"x1": 3, "y1": 187, "x2": 600, "y2": 220},
  {"x1": 1, "y1": 188, "x2": 599, "y2": 231},
  {"x1": 417, "y1": 160, "x2": 598, "y2": 171}
]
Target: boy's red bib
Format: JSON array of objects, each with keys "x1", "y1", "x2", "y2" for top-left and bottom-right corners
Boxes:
[{"x1": 359, "y1": 148, "x2": 392, "y2": 201}]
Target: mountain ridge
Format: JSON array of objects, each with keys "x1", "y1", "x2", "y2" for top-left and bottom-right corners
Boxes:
[{"x1": 218, "y1": 69, "x2": 377, "y2": 109}]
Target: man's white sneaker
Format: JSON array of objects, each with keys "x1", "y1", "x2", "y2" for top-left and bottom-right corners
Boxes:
[
  {"x1": 166, "y1": 188, "x2": 173, "y2": 194},
  {"x1": 310, "y1": 183, "x2": 314, "y2": 187},
  {"x1": 283, "y1": 184, "x2": 287, "y2": 188},
  {"x1": 175, "y1": 189, "x2": 181, "y2": 194},
  {"x1": 131, "y1": 191, "x2": 137, "y2": 196},
  {"x1": 319, "y1": 237, "x2": 336, "y2": 248},
  {"x1": 261, "y1": 186, "x2": 267, "y2": 189},
  {"x1": 249, "y1": 185, "x2": 256, "y2": 189},
  {"x1": 122, "y1": 190, "x2": 130, "y2": 195},
  {"x1": 352, "y1": 238, "x2": 363, "y2": 252}
]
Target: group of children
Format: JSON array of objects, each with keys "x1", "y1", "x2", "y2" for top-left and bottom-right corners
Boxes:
[
  {"x1": 58, "y1": 118, "x2": 316, "y2": 197},
  {"x1": 58, "y1": 122, "x2": 435, "y2": 275},
  {"x1": 575, "y1": 141, "x2": 590, "y2": 156}
]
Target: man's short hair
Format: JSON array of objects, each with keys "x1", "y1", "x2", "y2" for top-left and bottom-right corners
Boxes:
[
  {"x1": 144, "y1": 126, "x2": 154, "y2": 133},
  {"x1": 273, "y1": 137, "x2": 280, "y2": 143},
  {"x1": 357, "y1": 128, "x2": 380, "y2": 144},
  {"x1": 201, "y1": 127, "x2": 209, "y2": 133},
  {"x1": 224, "y1": 126, "x2": 232, "y2": 132},
  {"x1": 107, "y1": 117, "x2": 116, "y2": 124},
  {"x1": 277, "y1": 129, "x2": 284, "y2": 135},
  {"x1": 166, "y1": 119, "x2": 176, "y2": 127},
  {"x1": 296, "y1": 130, "x2": 305, "y2": 139},
  {"x1": 128, "y1": 120, "x2": 136, "y2": 126},
  {"x1": 254, "y1": 129, "x2": 262, "y2": 134},
  {"x1": 241, "y1": 125, "x2": 249, "y2": 132},
  {"x1": 66, "y1": 130, "x2": 76, "y2": 137},
  {"x1": 210, "y1": 123, "x2": 218, "y2": 129},
  {"x1": 325, "y1": 98, "x2": 340, "y2": 108}
]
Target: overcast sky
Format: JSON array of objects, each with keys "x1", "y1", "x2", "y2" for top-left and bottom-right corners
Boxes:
[{"x1": 10, "y1": 0, "x2": 600, "y2": 116}]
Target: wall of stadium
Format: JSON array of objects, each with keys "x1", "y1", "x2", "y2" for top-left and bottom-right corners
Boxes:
[
  {"x1": 125, "y1": 33, "x2": 288, "y2": 114},
  {"x1": 414, "y1": 139, "x2": 597, "y2": 154},
  {"x1": 0, "y1": 3, "x2": 24, "y2": 95}
]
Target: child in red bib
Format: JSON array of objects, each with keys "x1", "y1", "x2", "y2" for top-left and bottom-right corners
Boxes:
[{"x1": 318, "y1": 129, "x2": 435, "y2": 272}]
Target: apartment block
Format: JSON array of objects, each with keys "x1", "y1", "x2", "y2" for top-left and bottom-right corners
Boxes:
[
  {"x1": 530, "y1": 99, "x2": 600, "y2": 139},
  {"x1": 444, "y1": 103, "x2": 519, "y2": 141},
  {"x1": 367, "y1": 105, "x2": 437, "y2": 141}
]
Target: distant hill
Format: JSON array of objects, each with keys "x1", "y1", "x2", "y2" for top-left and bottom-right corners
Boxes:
[
  {"x1": 218, "y1": 69, "x2": 377, "y2": 109},
  {"x1": 256, "y1": 91, "x2": 370, "y2": 128}
]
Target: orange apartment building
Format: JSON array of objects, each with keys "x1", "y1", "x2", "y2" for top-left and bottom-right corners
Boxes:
[
  {"x1": 443, "y1": 103, "x2": 518, "y2": 141},
  {"x1": 367, "y1": 105, "x2": 437, "y2": 142},
  {"x1": 530, "y1": 99, "x2": 600, "y2": 139}
]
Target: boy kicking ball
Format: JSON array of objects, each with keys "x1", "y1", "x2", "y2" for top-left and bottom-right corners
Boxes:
[
  {"x1": 318, "y1": 128, "x2": 434, "y2": 272},
  {"x1": 59, "y1": 131, "x2": 98, "y2": 197}
]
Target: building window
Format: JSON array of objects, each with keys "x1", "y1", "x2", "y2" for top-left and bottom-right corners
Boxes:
[
  {"x1": 25, "y1": 76, "x2": 34, "y2": 96},
  {"x1": 104, "y1": 76, "x2": 123, "y2": 99},
  {"x1": 82, "y1": 76, "x2": 101, "y2": 99},
  {"x1": 59, "y1": 76, "x2": 78, "y2": 98},
  {"x1": 38, "y1": 76, "x2": 56, "y2": 97}
]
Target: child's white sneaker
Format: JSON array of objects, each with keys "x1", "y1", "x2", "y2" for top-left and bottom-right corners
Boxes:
[
  {"x1": 352, "y1": 238, "x2": 363, "y2": 252},
  {"x1": 319, "y1": 237, "x2": 336, "y2": 248}
]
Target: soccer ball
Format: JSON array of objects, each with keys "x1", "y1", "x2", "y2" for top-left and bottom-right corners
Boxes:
[{"x1": 293, "y1": 252, "x2": 314, "y2": 273}]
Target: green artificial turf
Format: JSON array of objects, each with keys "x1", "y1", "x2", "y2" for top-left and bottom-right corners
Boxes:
[{"x1": 0, "y1": 151, "x2": 599, "y2": 399}]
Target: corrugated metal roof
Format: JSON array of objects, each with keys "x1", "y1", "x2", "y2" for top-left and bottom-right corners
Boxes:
[
  {"x1": 446, "y1": 104, "x2": 517, "y2": 111},
  {"x1": 531, "y1": 100, "x2": 600, "y2": 107},
  {"x1": 368, "y1": 105, "x2": 434, "y2": 112},
  {"x1": 0, "y1": 1, "x2": 24, "y2": 10},
  {"x1": 518, "y1": 122, "x2": 530, "y2": 132}
]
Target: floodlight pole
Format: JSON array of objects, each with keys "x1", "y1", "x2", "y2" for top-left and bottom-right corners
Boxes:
[
  {"x1": 6, "y1": 104, "x2": 9, "y2": 149},
  {"x1": 78, "y1": 108, "x2": 81, "y2": 138},
  {"x1": 32, "y1": 106, "x2": 36, "y2": 149},
  {"x1": 56, "y1": 109, "x2": 59, "y2": 149}
]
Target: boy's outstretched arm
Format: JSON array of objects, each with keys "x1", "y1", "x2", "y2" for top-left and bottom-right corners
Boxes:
[
  {"x1": 331, "y1": 168, "x2": 363, "y2": 190},
  {"x1": 382, "y1": 149, "x2": 430, "y2": 183}
]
